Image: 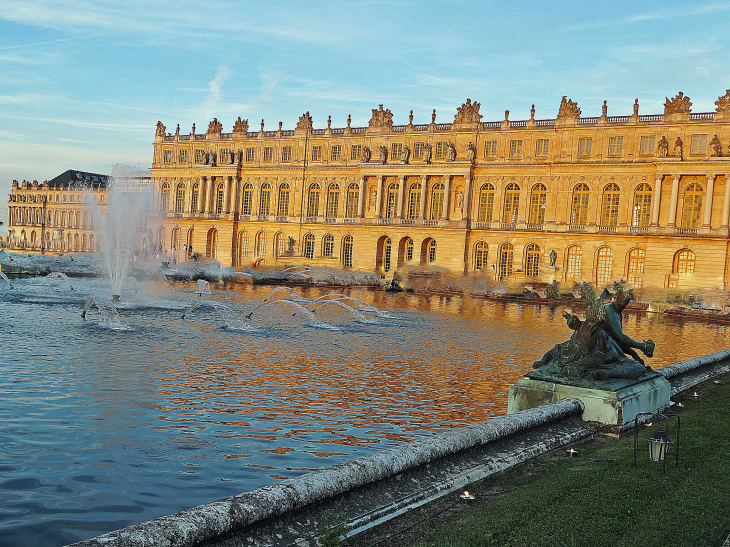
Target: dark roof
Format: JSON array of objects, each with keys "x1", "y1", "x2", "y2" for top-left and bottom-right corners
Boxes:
[{"x1": 47, "y1": 170, "x2": 108, "y2": 189}]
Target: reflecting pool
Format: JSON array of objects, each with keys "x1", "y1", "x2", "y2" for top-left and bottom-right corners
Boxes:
[{"x1": 1, "y1": 278, "x2": 727, "y2": 546}]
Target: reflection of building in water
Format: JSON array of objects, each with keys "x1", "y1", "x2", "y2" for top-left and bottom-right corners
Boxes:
[
  {"x1": 151, "y1": 91, "x2": 730, "y2": 289},
  {"x1": 6, "y1": 170, "x2": 152, "y2": 254}
]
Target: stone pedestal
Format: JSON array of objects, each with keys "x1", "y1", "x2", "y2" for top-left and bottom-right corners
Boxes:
[{"x1": 507, "y1": 373, "x2": 671, "y2": 436}]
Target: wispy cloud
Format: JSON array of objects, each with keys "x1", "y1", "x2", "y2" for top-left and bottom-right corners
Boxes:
[
  {"x1": 200, "y1": 65, "x2": 231, "y2": 120},
  {"x1": 568, "y1": 2, "x2": 730, "y2": 30}
]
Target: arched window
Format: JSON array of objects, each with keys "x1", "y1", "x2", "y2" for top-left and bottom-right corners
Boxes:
[
  {"x1": 242, "y1": 183, "x2": 254, "y2": 215},
  {"x1": 83, "y1": 211, "x2": 89, "y2": 228},
  {"x1": 427, "y1": 239, "x2": 437, "y2": 263},
  {"x1": 303, "y1": 233, "x2": 315, "y2": 259},
  {"x1": 326, "y1": 184, "x2": 340, "y2": 219},
  {"x1": 170, "y1": 227, "x2": 180, "y2": 250},
  {"x1": 259, "y1": 183, "x2": 272, "y2": 216},
  {"x1": 385, "y1": 183, "x2": 398, "y2": 219},
  {"x1": 600, "y1": 183, "x2": 620, "y2": 227},
  {"x1": 256, "y1": 232, "x2": 267, "y2": 258},
  {"x1": 238, "y1": 230, "x2": 249, "y2": 263},
  {"x1": 186, "y1": 228, "x2": 194, "y2": 256},
  {"x1": 627, "y1": 248, "x2": 646, "y2": 288},
  {"x1": 595, "y1": 247, "x2": 613, "y2": 286},
  {"x1": 89, "y1": 234, "x2": 95, "y2": 252},
  {"x1": 566, "y1": 246, "x2": 583, "y2": 283},
  {"x1": 215, "y1": 183, "x2": 225, "y2": 214},
  {"x1": 407, "y1": 183, "x2": 421, "y2": 220},
  {"x1": 405, "y1": 238, "x2": 414, "y2": 262},
  {"x1": 632, "y1": 184, "x2": 652, "y2": 228},
  {"x1": 277, "y1": 184, "x2": 290, "y2": 217},
  {"x1": 429, "y1": 183, "x2": 444, "y2": 220},
  {"x1": 669, "y1": 249, "x2": 696, "y2": 288},
  {"x1": 30, "y1": 231, "x2": 37, "y2": 247},
  {"x1": 67, "y1": 232, "x2": 72, "y2": 250},
  {"x1": 477, "y1": 184, "x2": 495, "y2": 223},
  {"x1": 82, "y1": 234, "x2": 87, "y2": 251},
  {"x1": 345, "y1": 184, "x2": 359, "y2": 218},
  {"x1": 682, "y1": 183, "x2": 704, "y2": 229},
  {"x1": 161, "y1": 183, "x2": 170, "y2": 211},
  {"x1": 383, "y1": 237, "x2": 392, "y2": 271},
  {"x1": 275, "y1": 232, "x2": 288, "y2": 258},
  {"x1": 307, "y1": 184, "x2": 321, "y2": 217},
  {"x1": 570, "y1": 184, "x2": 589, "y2": 226},
  {"x1": 191, "y1": 183, "x2": 199, "y2": 213},
  {"x1": 342, "y1": 236, "x2": 353, "y2": 268},
  {"x1": 323, "y1": 234, "x2": 335, "y2": 258},
  {"x1": 175, "y1": 184, "x2": 186, "y2": 213},
  {"x1": 206, "y1": 228, "x2": 218, "y2": 258},
  {"x1": 74, "y1": 233, "x2": 79, "y2": 251},
  {"x1": 528, "y1": 184, "x2": 547, "y2": 225},
  {"x1": 503, "y1": 183, "x2": 520, "y2": 224},
  {"x1": 524, "y1": 243, "x2": 540, "y2": 276},
  {"x1": 474, "y1": 241, "x2": 488, "y2": 270},
  {"x1": 62, "y1": 211, "x2": 67, "y2": 227},
  {"x1": 498, "y1": 243, "x2": 514, "y2": 280}
]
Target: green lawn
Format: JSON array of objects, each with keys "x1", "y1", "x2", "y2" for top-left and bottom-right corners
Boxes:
[{"x1": 354, "y1": 375, "x2": 730, "y2": 547}]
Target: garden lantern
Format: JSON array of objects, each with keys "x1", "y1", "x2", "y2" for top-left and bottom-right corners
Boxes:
[
  {"x1": 647, "y1": 429, "x2": 671, "y2": 463},
  {"x1": 634, "y1": 412, "x2": 680, "y2": 475}
]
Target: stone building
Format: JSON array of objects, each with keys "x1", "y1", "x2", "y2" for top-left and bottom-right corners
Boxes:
[
  {"x1": 148, "y1": 90, "x2": 730, "y2": 289},
  {"x1": 7, "y1": 170, "x2": 108, "y2": 253}
]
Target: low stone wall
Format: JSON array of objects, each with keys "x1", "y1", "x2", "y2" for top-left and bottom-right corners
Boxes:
[
  {"x1": 656, "y1": 348, "x2": 730, "y2": 395},
  {"x1": 68, "y1": 399, "x2": 584, "y2": 547}
]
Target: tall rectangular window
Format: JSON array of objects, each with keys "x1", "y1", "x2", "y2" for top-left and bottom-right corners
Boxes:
[
  {"x1": 578, "y1": 138, "x2": 592, "y2": 156},
  {"x1": 331, "y1": 145, "x2": 342, "y2": 161},
  {"x1": 311, "y1": 146, "x2": 322, "y2": 161},
  {"x1": 691, "y1": 134, "x2": 707, "y2": 154},
  {"x1": 413, "y1": 142, "x2": 425, "y2": 159},
  {"x1": 609, "y1": 137, "x2": 624, "y2": 156},
  {"x1": 245, "y1": 147, "x2": 255, "y2": 162},
  {"x1": 281, "y1": 146, "x2": 292, "y2": 162},
  {"x1": 179, "y1": 149, "x2": 188, "y2": 163},
  {"x1": 436, "y1": 142, "x2": 447, "y2": 158},
  {"x1": 391, "y1": 143, "x2": 403, "y2": 159},
  {"x1": 163, "y1": 149, "x2": 173, "y2": 163},
  {"x1": 484, "y1": 140, "x2": 497, "y2": 157},
  {"x1": 351, "y1": 144, "x2": 361, "y2": 160},
  {"x1": 195, "y1": 149, "x2": 206, "y2": 163},
  {"x1": 263, "y1": 147, "x2": 273, "y2": 162},
  {"x1": 535, "y1": 139, "x2": 549, "y2": 157},
  {"x1": 509, "y1": 140, "x2": 522, "y2": 158},
  {"x1": 640, "y1": 136, "x2": 656, "y2": 155},
  {"x1": 220, "y1": 148, "x2": 230, "y2": 163}
]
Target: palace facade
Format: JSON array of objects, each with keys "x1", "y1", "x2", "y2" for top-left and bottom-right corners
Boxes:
[{"x1": 151, "y1": 90, "x2": 730, "y2": 289}]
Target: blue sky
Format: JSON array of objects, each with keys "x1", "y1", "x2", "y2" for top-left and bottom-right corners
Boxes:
[{"x1": 1, "y1": 0, "x2": 729, "y2": 232}]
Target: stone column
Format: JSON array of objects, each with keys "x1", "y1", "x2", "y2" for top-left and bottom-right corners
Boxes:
[
  {"x1": 721, "y1": 175, "x2": 730, "y2": 228},
  {"x1": 667, "y1": 175, "x2": 681, "y2": 227},
  {"x1": 374, "y1": 175, "x2": 384, "y2": 218},
  {"x1": 419, "y1": 175, "x2": 428, "y2": 219},
  {"x1": 463, "y1": 174, "x2": 473, "y2": 221},
  {"x1": 702, "y1": 174, "x2": 716, "y2": 228},
  {"x1": 233, "y1": 177, "x2": 241, "y2": 214},
  {"x1": 396, "y1": 175, "x2": 405, "y2": 218},
  {"x1": 357, "y1": 176, "x2": 366, "y2": 218},
  {"x1": 442, "y1": 175, "x2": 452, "y2": 220},
  {"x1": 650, "y1": 175, "x2": 663, "y2": 226},
  {"x1": 206, "y1": 177, "x2": 215, "y2": 213},
  {"x1": 198, "y1": 177, "x2": 206, "y2": 213},
  {"x1": 223, "y1": 176, "x2": 232, "y2": 214}
]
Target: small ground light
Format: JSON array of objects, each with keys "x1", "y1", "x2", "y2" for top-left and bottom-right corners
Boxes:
[
  {"x1": 713, "y1": 380, "x2": 720, "y2": 384},
  {"x1": 566, "y1": 448, "x2": 578, "y2": 457},
  {"x1": 459, "y1": 490, "x2": 475, "y2": 501},
  {"x1": 692, "y1": 391, "x2": 700, "y2": 398},
  {"x1": 676, "y1": 402, "x2": 684, "y2": 408}
]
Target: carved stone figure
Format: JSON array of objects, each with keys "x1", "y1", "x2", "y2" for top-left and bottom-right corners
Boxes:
[
  {"x1": 296, "y1": 112, "x2": 313, "y2": 132},
  {"x1": 287, "y1": 236, "x2": 295, "y2": 253},
  {"x1": 192, "y1": 123, "x2": 196, "y2": 134},
  {"x1": 229, "y1": 150, "x2": 236, "y2": 164},
  {"x1": 455, "y1": 191, "x2": 464, "y2": 213},
  {"x1": 673, "y1": 136, "x2": 684, "y2": 159},
  {"x1": 362, "y1": 146, "x2": 371, "y2": 163},
  {"x1": 175, "y1": 124, "x2": 180, "y2": 135},
  {"x1": 203, "y1": 152, "x2": 209, "y2": 165},
  {"x1": 466, "y1": 141, "x2": 476, "y2": 164},
  {"x1": 715, "y1": 89, "x2": 730, "y2": 112},
  {"x1": 260, "y1": 119, "x2": 265, "y2": 132},
  {"x1": 408, "y1": 110, "x2": 414, "y2": 125},
  {"x1": 602, "y1": 100, "x2": 608, "y2": 116},
  {"x1": 557, "y1": 96, "x2": 581, "y2": 119},
  {"x1": 657, "y1": 135, "x2": 669, "y2": 157},
  {"x1": 235, "y1": 149, "x2": 243, "y2": 165},
  {"x1": 207, "y1": 118, "x2": 223, "y2": 135},
  {"x1": 347, "y1": 114, "x2": 351, "y2": 128},
  {"x1": 446, "y1": 142, "x2": 457, "y2": 162},
  {"x1": 155, "y1": 121, "x2": 166, "y2": 137},
  {"x1": 530, "y1": 104, "x2": 535, "y2": 119},
  {"x1": 378, "y1": 144, "x2": 388, "y2": 164},
  {"x1": 633, "y1": 98, "x2": 639, "y2": 115},
  {"x1": 454, "y1": 98, "x2": 483, "y2": 124},
  {"x1": 209, "y1": 151, "x2": 217, "y2": 167},
  {"x1": 401, "y1": 144, "x2": 410, "y2": 164},
  {"x1": 710, "y1": 134, "x2": 723, "y2": 157},
  {"x1": 327, "y1": 115, "x2": 331, "y2": 129},
  {"x1": 664, "y1": 92, "x2": 692, "y2": 114},
  {"x1": 423, "y1": 143, "x2": 433, "y2": 164},
  {"x1": 233, "y1": 117, "x2": 249, "y2": 133},
  {"x1": 368, "y1": 189, "x2": 377, "y2": 211},
  {"x1": 369, "y1": 105, "x2": 393, "y2": 129},
  {"x1": 549, "y1": 249, "x2": 557, "y2": 267}
]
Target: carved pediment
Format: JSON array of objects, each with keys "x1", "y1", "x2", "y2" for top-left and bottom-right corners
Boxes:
[
  {"x1": 557, "y1": 96, "x2": 581, "y2": 119},
  {"x1": 369, "y1": 104, "x2": 393, "y2": 128},
  {"x1": 207, "y1": 118, "x2": 223, "y2": 135},
  {"x1": 155, "y1": 121, "x2": 166, "y2": 137},
  {"x1": 454, "y1": 99, "x2": 483, "y2": 124},
  {"x1": 664, "y1": 92, "x2": 692, "y2": 114},
  {"x1": 232, "y1": 117, "x2": 249, "y2": 133},
  {"x1": 296, "y1": 112, "x2": 313, "y2": 131},
  {"x1": 715, "y1": 90, "x2": 730, "y2": 112}
]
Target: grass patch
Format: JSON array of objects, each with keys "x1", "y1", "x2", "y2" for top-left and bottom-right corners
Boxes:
[{"x1": 353, "y1": 375, "x2": 730, "y2": 547}]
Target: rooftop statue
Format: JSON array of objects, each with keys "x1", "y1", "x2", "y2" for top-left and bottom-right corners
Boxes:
[
  {"x1": 557, "y1": 96, "x2": 581, "y2": 119},
  {"x1": 716, "y1": 89, "x2": 730, "y2": 112},
  {"x1": 454, "y1": 98, "x2": 483, "y2": 124},
  {"x1": 369, "y1": 104, "x2": 393, "y2": 128},
  {"x1": 531, "y1": 282, "x2": 654, "y2": 384},
  {"x1": 296, "y1": 112, "x2": 313, "y2": 132},
  {"x1": 155, "y1": 121, "x2": 166, "y2": 137},
  {"x1": 233, "y1": 117, "x2": 249, "y2": 133},
  {"x1": 664, "y1": 92, "x2": 692, "y2": 114},
  {"x1": 207, "y1": 118, "x2": 223, "y2": 136}
]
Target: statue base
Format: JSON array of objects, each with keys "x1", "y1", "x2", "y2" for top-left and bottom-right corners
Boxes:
[{"x1": 507, "y1": 372, "x2": 670, "y2": 436}]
